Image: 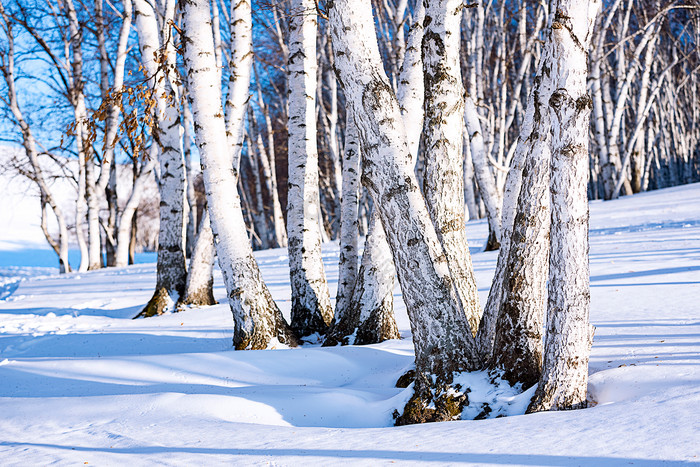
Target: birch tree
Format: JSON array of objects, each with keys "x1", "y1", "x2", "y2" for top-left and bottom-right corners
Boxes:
[
  {"x1": 422, "y1": 0, "x2": 482, "y2": 334},
  {"x1": 287, "y1": 0, "x2": 333, "y2": 337},
  {"x1": 179, "y1": 209, "x2": 216, "y2": 307},
  {"x1": 134, "y1": 0, "x2": 188, "y2": 317},
  {"x1": 65, "y1": 0, "x2": 101, "y2": 271},
  {"x1": 529, "y1": 0, "x2": 599, "y2": 411},
  {"x1": 330, "y1": 0, "x2": 481, "y2": 424},
  {"x1": 326, "y1": 2, "x2": 425, "y2": 346},
  {"x1": 332, "y1": 117, "x2": 361, "y2": 322},
  {"x1": 0, "y1": 4, "x2": 71, "y2": 273},
  {"x1": 180, "y1": 0, "x2": 297, "y2": 349}
]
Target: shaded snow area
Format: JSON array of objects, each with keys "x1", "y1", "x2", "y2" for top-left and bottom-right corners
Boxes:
[{"x1": 1, "y1": 184, "x2": 699, "y2": 465}]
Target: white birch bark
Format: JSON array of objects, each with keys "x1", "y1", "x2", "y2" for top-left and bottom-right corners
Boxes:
[
  {"x1": 529, "y1": 0, "x2": 599, "y2": 412},
  {"x1": 96, "y1": 0, "x2": 132, "y2": 267},
  {"x1": 114, "y1": 149, "x2": 159, "y2": 268},
  {"x1": 134, "y1": 0, "x2": 187, "y2": 317},
  {"x1": 246, "y1": 130, "x2": 270, "y2": 249},
  {"x1": 330, "y1": 0, "x2": 481, "y2": 422},
  {"x1": 253, "y1": 66, "x2": 287, "y2": 248},
  {"x1": 325, "y1": 211, "x2": 399, "y2": 346},
  {"x1": 488, "y1": 3, "x2": 593, "y2": 385},
  {"x1": 422, "y1": 0, "x2": 481, "y2": 334},
  {"x1": 255, "y1": 130, "x2": 286, "y2": 248},
  {"x1": 323, "y1": 33, "x2": 343, "y2": 236},
  {"x1": 476, "y1": 17, "x2": 554, "y2": 365},
  {"x1": 462, "y1": 135, "x2": 479, "y2": 221},
  {"x1": 180, "y1": 0, "x2": 297, "y2": 349},
  {"x1": 180, "y1": 209, "x2": 216, "y2": 307},
  {"x1": 287, "y1": 0, "x2": 333, "y2": 337},
  {"x1": 96, "y1": 0, "x2": 131, "y2": 194},
  {"x1": 224, "y1": 0, "x2": 252, "y2": 174},
  {"x1": 333, "y1": 117, "x2": 361, "y2": 321},
  {"x1": 464, "y1": 95, "x2": 502, "y2": 250},
  {"x1": 397, "y1": 1, "x2": 424, "y2": 160},
  {"x1": 183, "y1": 94, "x2": 198, "y2": 256},
  {"x1": 326, "y1": 3, "x2": 424, "y2": 346},
  {"x1": 66, "y1": 0, "x2": 102, "y2": 271}
]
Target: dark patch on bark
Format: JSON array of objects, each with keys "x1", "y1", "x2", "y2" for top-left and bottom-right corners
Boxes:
[
  {"x1": 290, "y1": 298, "x2": 333, "y2": 339},
  {"x1": 484, "y1": 227, "x2": 501, "y2": 251}
]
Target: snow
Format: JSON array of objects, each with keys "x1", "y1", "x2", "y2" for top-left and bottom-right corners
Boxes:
[{"x1": 1, "y1": 184, "x2": 699, "y2": 465}]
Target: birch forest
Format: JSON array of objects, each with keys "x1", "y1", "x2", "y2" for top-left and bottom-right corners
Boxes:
[{"x1": 1, "y1": 0, "x2": 698, "y2": 424}]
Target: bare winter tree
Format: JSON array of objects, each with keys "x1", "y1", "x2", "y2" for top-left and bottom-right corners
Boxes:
[
  {"x1": 332, "y1": 116, "x2": 361, "y2": 323},
  {"x1": 178, "y1": 209, "x2": 216, "y2": 308},
  {"x1": 422, "y1": 0, "x2": 482, "y2": 334},
  {"x1": 0, "y1": 3, "x2": 71, "y2": 273},
  {"x1": 94, "y1": 0, "x2": 132, "y2": 268},
  {"x1": 325, "y1": 2, "x2": 426, "y2": 346}
]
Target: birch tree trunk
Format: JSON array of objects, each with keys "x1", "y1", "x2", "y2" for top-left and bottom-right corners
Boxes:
[
  {"x1": 422, "y1": 0, "x2": 482, "y2": 334},
  {"x1": 330, "y1": 0, "x2": 482, "y2": 424},
  {"x1": 325, "y1": 211, "x2": 399, "y2": 346},
  {"x1": 463, "y1": 137, "x2": 480, "y2": 221},
  {"x1": 529, "y1": 0, "x2": 599, "y2": 412},
  {"x1": 181, "y1": 0, "x2": 297, "y2": 349},
  {"x1": 476, "y1": 14, "x2": 554, "y2": 365},
  {"x1": 183, "y1": 96, "x2": 198, "y2": 257},
  {"x1": 487, "y1": 4, "x2": 581, "y2": 386},
  {"x1": 114, "y1": 149, "x2": 159, "y2": 268},
  {"x1": 134, "y1": 0, "x2": 187, "y2": 317},
  {"x1": 65, "y1": 0, "x2": 102, "y2": 271},
  {"x1": 326, "y1": 3, "x2": 424, "y2": 346},
  {"x1": 224, "y1": 0, "x2": 253, "y2": 176},
  {"x1": 96, "y1": 0, "x2": 132, "y2": 267},
  {"x1": 287, "y1": 0, "x2": 333, "y2": 337},
  {"x1": 179, "y1": 209, "x2": 216, "y2": 307},
  {"x1": 464, "y1": 95, "x2": 502, "y2": 250},
  {"x1": 252, "y1": 67, "x2": 287, "y2": 248},
  {"x1": 333, "y1": 118, "x2": 361, "y2": 321},
  {"x1": 246, "y1": 125, "x2": 270, "y2": 250}
]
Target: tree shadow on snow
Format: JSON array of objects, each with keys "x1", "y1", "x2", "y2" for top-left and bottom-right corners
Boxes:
[{"x1": 0, "y1": 442, "x2": 695, "y2": 466}]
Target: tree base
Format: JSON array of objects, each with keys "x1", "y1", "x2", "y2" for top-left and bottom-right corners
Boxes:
[
  {"x1": 323, "y1": 301, "x2": 400, "y2": 346},
  {"x1": 527, "y1": 384, "x2": 588, "y2": 413},
  {"x1": 178, "y1": 284, "x2": 217, "y2": 309},
  {"x1": 232, "y1": 294, "x2": 300, "y2": 350},
  {"x1": 136, "y1": 287, "x2": 174, "y2": 318},
  {"x1": 394, "y1": 372, "x2": 468, "y2": 426},
  {"x1": 290, "y1": 303, "x2": 333, "y2": 339}
]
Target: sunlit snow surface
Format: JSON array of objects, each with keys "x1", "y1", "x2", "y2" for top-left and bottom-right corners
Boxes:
[{"x1": 1, "y1": 184, "x2": 699, "y2": 465}]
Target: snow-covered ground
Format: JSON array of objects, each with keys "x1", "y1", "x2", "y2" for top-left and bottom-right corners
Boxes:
[{"x1": 1, "y1": 184, "x2": 699, "y2": 466}]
